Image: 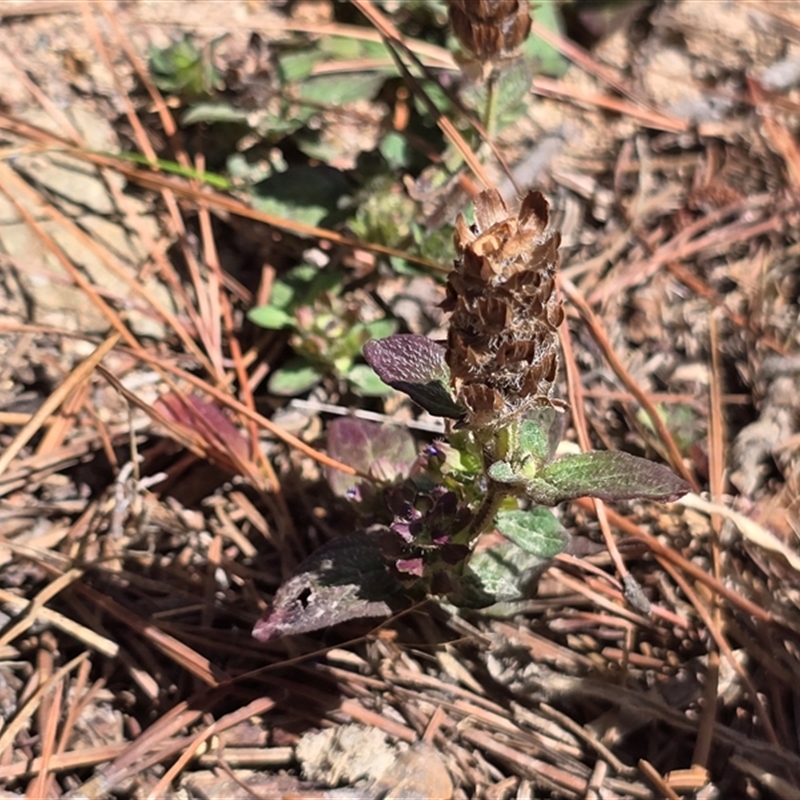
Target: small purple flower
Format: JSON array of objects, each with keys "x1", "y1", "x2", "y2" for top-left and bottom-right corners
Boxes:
[
  {"x1": 346, "y1": 486, "x2": 362, "y2": 503},
  {"x1": 426, "y1": 442, "x2": 445, "y2": 458}
]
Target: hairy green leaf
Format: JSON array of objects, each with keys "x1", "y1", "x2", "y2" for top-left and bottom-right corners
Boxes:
[
  {"x1": 449, "y1": 540, "x2": 552, "y2": 608},
  {"x1": 518, "y1": 407, "x2": 564, "y2": 464},
  {"x1": 525, "y1": 451, "x2": 691, "y2": 505},
  {"x1": 495, "y1": 508, "x2": 568, "y2": 558},
  {"x1": 487, "y1": 460, "x2": 520, "y2": 484}
]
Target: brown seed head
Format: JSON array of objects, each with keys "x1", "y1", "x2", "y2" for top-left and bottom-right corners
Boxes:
[
  {"x1": 443, "y1": 190, "x2": 564, "y2": 429},
  {"x1": 447, "y1": 0, "x2": 532, "y2": 64}
]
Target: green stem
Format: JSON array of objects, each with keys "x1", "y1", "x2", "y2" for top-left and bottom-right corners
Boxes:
[
  {"x1": 461, "y1": 483, "x2": 507, "y2": 544},
  {"x1": 111, "y1": 151, "x2": 233, "y2": 189},
  {"x1": 484, "y1": 72, "x2": 500, "y2": 140}
]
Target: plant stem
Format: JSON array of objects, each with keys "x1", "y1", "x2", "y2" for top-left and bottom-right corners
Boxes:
[
  {"x1": 463, "y1": 483, "x2": 506, "y2": 543},
  {"x1": 484, "y1": 71, "x2": 500, "y2": 140}
]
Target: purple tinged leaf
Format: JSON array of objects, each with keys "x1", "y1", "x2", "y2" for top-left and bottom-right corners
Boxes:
[
  {"x1": 252, "y1": 532, "x2": 400, "y2": 641},
  {"x1": 363, "y1": 335, "x2": 465, "y2": 418},
  {"x1": 326, "y1": 417, "x2": 418, "y2": 498},
  {"x1": 525, "y1": 451, "x2": 691, "y2": 506},
  {"x1": 154, "y1": 392, "x2": 250, "y2": 465},
  {"x1": 364, "y1": 334, "x2": 447, "y2": 385},
  {"x1": 371, "y1": 456, "x2": 401, "y2": 483}
]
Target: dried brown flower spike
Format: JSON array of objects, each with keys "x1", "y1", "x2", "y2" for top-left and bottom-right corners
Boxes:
[
  {"x1": 447, "y1": 0, "x2": 532, "y2": 66},
  {"x1": 442, "y1": 189, "x2": 564, "y2": 429}
]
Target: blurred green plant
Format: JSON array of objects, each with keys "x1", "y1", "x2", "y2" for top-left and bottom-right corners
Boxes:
[
  {"x1": 247, "y1": 264, "x2": 396, "y2": 397},
  {"x1": 144, "y1": 2, "x2": 569, "y2": 270},
  {"x1": 178, "y1": 35, "x2": 391, "y2": 145},
  {"x1": 349, "y1": 177, "x2": 454, "y2": 272},
  {"x1": 149, "y1": 34, "x2": 224, "y2": 100}
]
